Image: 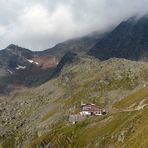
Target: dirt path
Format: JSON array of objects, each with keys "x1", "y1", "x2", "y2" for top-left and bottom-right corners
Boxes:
[{"x1": 111, "y1": 99, "x2": 147, "y2": 114}]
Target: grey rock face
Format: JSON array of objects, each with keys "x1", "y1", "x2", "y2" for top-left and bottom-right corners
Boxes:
[{"x1": 89, "y1": 16, "x2": 148, "y2": 61}]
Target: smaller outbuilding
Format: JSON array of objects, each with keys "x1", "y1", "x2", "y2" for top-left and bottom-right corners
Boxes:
[
  {"x1": 80, "y1": 104, "x2": 105, "y2": 116},
  {"x1": 69, "y1": 114, "x2": 84, "y2": 124}
]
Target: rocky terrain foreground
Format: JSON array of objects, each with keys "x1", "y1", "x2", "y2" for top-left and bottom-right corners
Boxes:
[{"x1": 0, "y1": 55, "x2": 148, "y2": 148}]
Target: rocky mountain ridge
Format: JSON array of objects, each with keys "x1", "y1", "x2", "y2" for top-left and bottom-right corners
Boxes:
[
  {"x1": 0, "y1": 31, "x2": 103, "y2": 94},
  {"x1": 89, "y1": 16, "x2": 148, "y2": 60},
  {"x1": 0, "y1": 45, "x2": 57, "y2": 94}
]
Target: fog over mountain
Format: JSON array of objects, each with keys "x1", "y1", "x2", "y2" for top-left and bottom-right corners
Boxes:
[{"x1": 1, "y1": 0, "x2": 148, "y2": 50}]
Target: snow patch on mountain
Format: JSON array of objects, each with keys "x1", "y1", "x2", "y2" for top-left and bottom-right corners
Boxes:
[
  {"x1": 27, "y1": 59, "x2": 39, "y2": 65},
  {"x1": 27, "y1": 59, "x2": 34, "y2": 63},
  {"x1": 7, "y1": 69, "x2": 13, "y2": 74},
  {"x1": 16, "y1": 65, "x2": 26, "y2": 70},
  {"x1": 35, "y1": 62, "x2": 39, "y2": 65}
]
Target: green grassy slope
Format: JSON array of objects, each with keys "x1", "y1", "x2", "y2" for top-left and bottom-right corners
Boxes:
[{"x1": 39, "y1": 86, "x2": 148, "y2": 148}]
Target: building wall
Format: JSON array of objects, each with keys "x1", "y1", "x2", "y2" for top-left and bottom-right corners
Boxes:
[
  {"x1": 80, "y1": 111, "x2": 91, "y2": 115},
  {"x1": 80, "y1": 111, "x2": 102, "y2": 116}
]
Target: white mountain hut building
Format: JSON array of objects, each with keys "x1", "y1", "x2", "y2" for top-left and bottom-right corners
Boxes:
[{"x1": 80, "y1": 104, "x2": 105, "y2": 116}]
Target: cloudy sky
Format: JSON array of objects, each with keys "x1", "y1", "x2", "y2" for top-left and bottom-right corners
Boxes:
[{"x1": 0, "y1": 0, "x2": 148, "y2": 50}]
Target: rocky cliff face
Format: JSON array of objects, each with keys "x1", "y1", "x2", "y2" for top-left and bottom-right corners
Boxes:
[{"x1": 89, "y1": 16, "x2": 148, "y2": 60}]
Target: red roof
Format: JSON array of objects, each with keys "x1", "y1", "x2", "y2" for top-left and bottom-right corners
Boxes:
[{"x1": 81, "y1": 104, "x2": 102, "y2": 112}]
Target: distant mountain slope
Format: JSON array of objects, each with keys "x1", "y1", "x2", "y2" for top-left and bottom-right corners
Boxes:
[
  {"x1": 0, "y1": 45, "x2": 57, "y2": 94},
  {"x1": 0, "y1": 32, "x2": 105, "y2": 94},
  {"x1": 51, "y1": 51, "x2": 77, "y2": 78},
  {"x1": 89, "y1": 16, "x2": 148, "y2": 60},
  {"x1": 43, "y1": 32, "x2": 105, "y2": 60}
]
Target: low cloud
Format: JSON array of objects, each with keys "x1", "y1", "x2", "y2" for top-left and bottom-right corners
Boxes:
[{"x1": 1, "y1": 0, "x2": 148, "y2": 50}]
